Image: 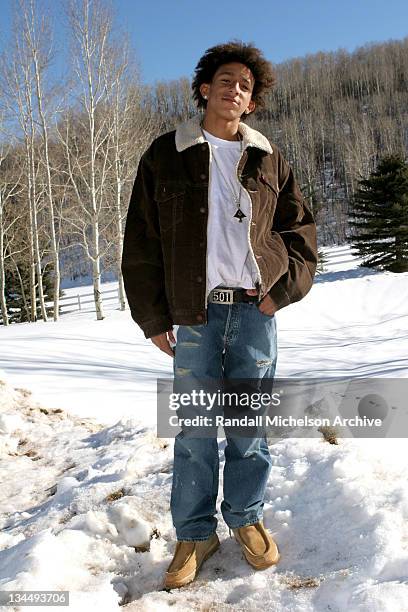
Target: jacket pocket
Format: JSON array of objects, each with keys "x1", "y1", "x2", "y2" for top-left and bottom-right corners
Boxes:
[
  {"x1": 155, "y1": 181, "x2": 185, "y2": 233},
  {"x1": 258, "y1": 173, "x2": 279, "y2": 226},
  {"x1": 262, "y1": 231, "x2": 289, "y2": 289}
]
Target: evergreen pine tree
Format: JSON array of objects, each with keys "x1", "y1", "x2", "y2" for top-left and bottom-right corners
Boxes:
[
  {"x1": 316, "y1": 249, "x2": 327, "y2": 273},
  {"x1": 4, "y1": 263, "x2": 57, "y2": 323},
  {"x1": 4, "y1": 267, "x2": 29, "y2": 323},
  {"x1": 348, "y1": 155, "x2": 408, "y2": 272}
]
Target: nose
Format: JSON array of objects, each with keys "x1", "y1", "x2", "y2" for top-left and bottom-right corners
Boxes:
[{"x1": 228, "y1": 80, "x2": 241, "y2": 95}]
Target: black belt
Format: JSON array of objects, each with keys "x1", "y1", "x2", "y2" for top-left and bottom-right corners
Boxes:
[{"x1": 208, "y1": 287, "x2": 259, "y2": 304}]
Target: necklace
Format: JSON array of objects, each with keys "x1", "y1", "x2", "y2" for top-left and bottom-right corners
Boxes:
[{"x1": 200, "y1": 125, "x2": 247, "y2": 222}]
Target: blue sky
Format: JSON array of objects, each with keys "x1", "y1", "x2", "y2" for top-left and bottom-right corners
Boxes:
[{"x1": 1, "y1": 0, "x2": 407, "y2": 85}]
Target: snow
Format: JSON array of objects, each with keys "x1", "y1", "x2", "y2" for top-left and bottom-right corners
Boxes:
[{"x1": 0, "y1": 244, "x2": 408, "y2": 610}]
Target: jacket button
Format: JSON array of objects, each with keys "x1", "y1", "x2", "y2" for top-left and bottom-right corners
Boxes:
[
  {"x1": 200, "y1": 207, "x2": 206, "y2": 213},
  {"x1": 199, "y1": 241, "x2": 204, "y2": 247},
  {"x1": 200, "y1": 173, "x2": 206, "y2": 180},
  {"x1": 196, "y1": 314, "x2": 204, "y2": 322},
  {"x1": 196, "y1": 276, "x2": 203, "y2": 282}
]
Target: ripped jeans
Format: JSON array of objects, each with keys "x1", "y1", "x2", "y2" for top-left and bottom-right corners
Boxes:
[{"x1": 170, "y1": 300, "x2": 277, "y2": 541}]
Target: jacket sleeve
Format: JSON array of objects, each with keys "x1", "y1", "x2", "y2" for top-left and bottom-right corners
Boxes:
[
  {"x1": 268, "y1": 153, "x2": 318, "y2": 311},
  {"x1": 121, "y1": 144, "x2": 173, "y2": 339}
]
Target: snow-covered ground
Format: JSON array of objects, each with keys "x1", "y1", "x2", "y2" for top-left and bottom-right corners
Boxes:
[
  {"x1": 1, "y1": 245, "x2": 408, "y2": 611},
  {"x1": 1, "y1": 245, "x2": 407, "y2": 425}
]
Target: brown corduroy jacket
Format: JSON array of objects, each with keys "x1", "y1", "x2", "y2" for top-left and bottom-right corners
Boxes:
[{"x1": 121, "y1": 115, "x2": 318, "y2": 339}]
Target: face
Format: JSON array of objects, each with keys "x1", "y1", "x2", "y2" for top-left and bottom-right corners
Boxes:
[{"x1": 199, "y1": 62, "x2": 256, "y2": 120}]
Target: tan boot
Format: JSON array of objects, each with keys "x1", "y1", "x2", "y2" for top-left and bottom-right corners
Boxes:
[
  {"x1": 164, "y1": 533, "x2": 220, "y2": 589},
  {"x1": 232, "y1": 521, "x2": 280, "y2": 569}
]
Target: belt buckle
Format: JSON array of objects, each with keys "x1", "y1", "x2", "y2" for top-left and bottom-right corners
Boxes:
[{"x1": 211, "y1": 288, "x2": 234, "y2": 304}]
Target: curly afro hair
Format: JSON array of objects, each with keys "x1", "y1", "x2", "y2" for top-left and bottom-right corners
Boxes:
[{"x1": 192, "y1": 40, "x2": 276, "y2": 119}]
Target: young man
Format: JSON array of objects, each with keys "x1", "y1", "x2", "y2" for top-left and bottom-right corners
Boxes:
[{"x1": 121, "y1": 41, "x2": 318, "y2": 588}]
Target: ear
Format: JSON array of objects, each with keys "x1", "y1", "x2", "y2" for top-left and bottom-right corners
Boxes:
[
  {"x1": 245, "y1": 99, "x2": 256, "y2": 114},
  {"x1": 199, "y1": 83, "x2": 210, "y2": 100}
]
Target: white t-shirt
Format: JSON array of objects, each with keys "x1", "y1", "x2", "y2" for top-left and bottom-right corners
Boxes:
[{"x1": 203, "y1": 129, "x2": 260, "y2": 296}]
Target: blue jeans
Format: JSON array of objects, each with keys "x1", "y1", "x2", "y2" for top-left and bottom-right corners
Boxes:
[{"x1": 170, "y1": 300, "x2": 277, "y2": 541}]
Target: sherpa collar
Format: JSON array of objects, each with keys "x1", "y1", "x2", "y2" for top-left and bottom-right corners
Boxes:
[{"x1": 175, "y1": 114, "x2": 273, "y2": 154}]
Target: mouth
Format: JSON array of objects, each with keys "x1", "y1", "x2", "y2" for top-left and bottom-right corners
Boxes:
[{"x1": 222, "y1": 97, "x2": 239, "y2": 106}]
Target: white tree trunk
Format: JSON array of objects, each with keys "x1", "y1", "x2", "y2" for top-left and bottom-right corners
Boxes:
[
  {"x1": 115, "y1": 174, "x2": 126, "y2": 310},
  {"x1": 25, "y1": 169, "x2": 37, "y2": 322},
  {"x1": 27, "y1": 128, "x2": 48, "y2": 322},
  {"x1": 32, "y1": 42, "x2": 60, "y2": 320},
  {"x1": 0, "y1": 197, "x2": 8, "y2": 326},
  {"x1": 91, "y1": 211, "x2": 104, "y2": 320}
]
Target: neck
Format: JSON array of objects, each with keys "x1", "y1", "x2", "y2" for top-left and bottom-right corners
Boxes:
[{"x1": 201, "y1": 111, "x2": 241, "y2": 141}]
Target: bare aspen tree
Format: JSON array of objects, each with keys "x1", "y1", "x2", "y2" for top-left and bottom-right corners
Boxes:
[
  {"x1": 101, "y1": 37, "x2": 158, "y2": 311},
  {"x1": 0, "y1": 137, "x2": 25, "y2": 325},
  {"x1": 0, "y1": 132, "x2": 31, "y2": 325},
  {"x1": 20, "y1": 0, "x2": 61, "y2": 321},
  {"x1": 59, "y1": 0, "x2": 126, "y2": 320},
  {"x1": 0, "y1": 7, "x2": 49, "y2": 322},
  {"x1": 0, "y1": 167, "x2": 8, "y2": 324}
]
